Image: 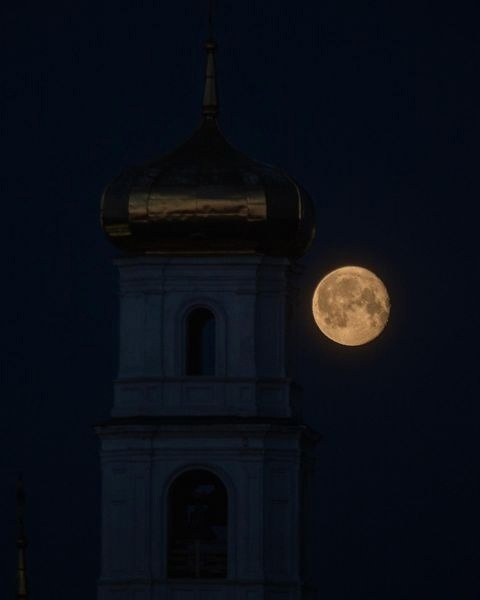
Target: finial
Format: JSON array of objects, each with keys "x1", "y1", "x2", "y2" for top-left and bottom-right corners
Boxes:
[
  {"x1": 16, "y1": 475, "x2": 28, "y2": 600},
  {"x1": 202, "y1": 1, "x2": 218, "y2": 119}
]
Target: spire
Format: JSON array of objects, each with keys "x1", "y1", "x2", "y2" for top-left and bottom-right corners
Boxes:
[
  {"x1": 202, "y1": 1, "x2": 218, "y2": 119},
  {"x1": 202, "y1": 41, "x2": 218, "y2": 118},
  {"x1": 16, "y1": 476, "x2": 28, "y2": 600}
]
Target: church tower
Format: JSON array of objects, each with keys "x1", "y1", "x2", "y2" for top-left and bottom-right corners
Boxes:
[{"x1": 97, "y1": 32, "x2": 318, "y2": 600}]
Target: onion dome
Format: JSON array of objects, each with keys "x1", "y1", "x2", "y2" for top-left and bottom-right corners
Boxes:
[{"x1": 101, "y1": 39, "x2": 315, "y2": 258}]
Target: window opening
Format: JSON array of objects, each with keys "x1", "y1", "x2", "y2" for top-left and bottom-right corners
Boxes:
[
  {"x1": 186, "y1": 308, "x2": 215, "y2": 375},
  {"x1": 168, "y1": 469, "x2": 228, "y2": 579}
]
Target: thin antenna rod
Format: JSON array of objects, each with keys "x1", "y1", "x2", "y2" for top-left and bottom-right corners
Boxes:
[{"x1": 16, "y1": 475, "x2": 28, "y2": 600}]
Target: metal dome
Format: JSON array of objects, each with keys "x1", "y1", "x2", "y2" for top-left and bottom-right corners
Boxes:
[{"x1": 101, "y1": 40, "x2": 315, "y2": 258}]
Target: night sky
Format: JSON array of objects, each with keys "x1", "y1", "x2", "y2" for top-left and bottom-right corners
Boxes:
[{"x1": 1, "y1": 2, "x2": 479, "y2": 599}]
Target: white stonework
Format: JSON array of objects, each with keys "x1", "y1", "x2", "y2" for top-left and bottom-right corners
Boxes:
[
  {"x1": 97, "y1": 422, "x2": 317, "y2": 600},
  {"x1": 97, "y1": 255, "x2": 318, "y2": 600},
  {"x1": 113, "y1": 256, "x2": 301, "y2": 419}
]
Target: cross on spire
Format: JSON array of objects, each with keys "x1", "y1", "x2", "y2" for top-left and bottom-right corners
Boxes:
[{"x1": 208, "y1": 0, "x2": 214, "y2": 40}]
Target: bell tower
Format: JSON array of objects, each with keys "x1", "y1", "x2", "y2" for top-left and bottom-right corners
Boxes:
[{"x1": 97, "y1": 31, "x2": 318, "y2": 600}]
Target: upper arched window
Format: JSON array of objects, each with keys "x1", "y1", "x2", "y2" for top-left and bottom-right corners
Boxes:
[
  {"x1": 186, "y1": 308, "x2": 216, "y2": 376},
  {"x1": 167, "y1": 469, "x2": 228, "y2": 579}
]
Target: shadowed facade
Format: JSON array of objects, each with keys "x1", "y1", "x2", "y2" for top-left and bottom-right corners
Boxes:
[{"x1": 96, "y1": 29, "x2": 318, "y2": 600}]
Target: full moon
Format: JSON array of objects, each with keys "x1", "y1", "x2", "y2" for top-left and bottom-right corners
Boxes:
[{"x1": 312, "y1": 266, "x2": 390, "y2": 346}]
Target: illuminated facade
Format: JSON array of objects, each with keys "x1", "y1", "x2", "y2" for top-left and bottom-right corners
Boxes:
[{"x1": 97, "y1": 36, "x2": 318, "y2": 600}]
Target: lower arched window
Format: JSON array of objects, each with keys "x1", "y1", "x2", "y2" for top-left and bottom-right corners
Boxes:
[{"x1": 167, "y1": 469, "x2": 228, "y2": 579}]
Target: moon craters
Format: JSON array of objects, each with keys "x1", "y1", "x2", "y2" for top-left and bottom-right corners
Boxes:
[{"x1": 312, "y1": 266, "x2": 390, "y2": 346}]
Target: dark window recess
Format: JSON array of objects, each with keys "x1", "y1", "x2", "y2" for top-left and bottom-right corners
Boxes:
[
  {"x1": 168, "y1": 469, "x2": 228, "y2": 579},
  {"x1": 186, "y1": 308, "x2": 216, "y2": 375}
]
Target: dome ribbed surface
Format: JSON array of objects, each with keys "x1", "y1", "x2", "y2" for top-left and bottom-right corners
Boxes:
[{"x1": 101, "y1": 119, "x2": 315, "y2": 257}]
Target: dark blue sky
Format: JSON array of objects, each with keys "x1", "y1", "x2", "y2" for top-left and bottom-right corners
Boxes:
[{"x1": 1, "y1": 2, "x2": 478, "y2": 599}]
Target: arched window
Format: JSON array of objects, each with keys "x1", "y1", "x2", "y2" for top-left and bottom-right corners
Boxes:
[
  {"x1": 186, "y1": 308, "x2": 216, "y2": 376},
  {"x1": 167, "y1": 469, "x2": 228, "y2": 579}
]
